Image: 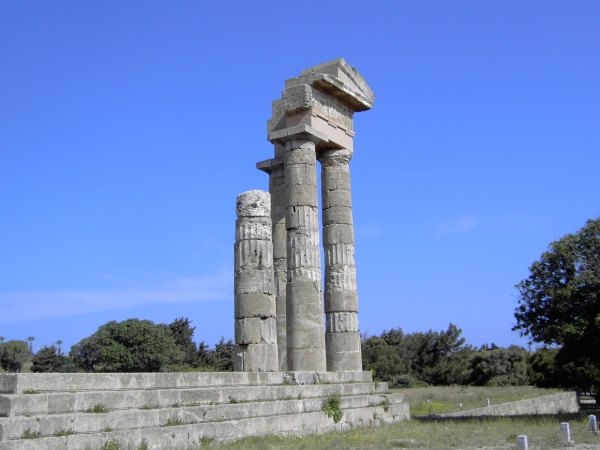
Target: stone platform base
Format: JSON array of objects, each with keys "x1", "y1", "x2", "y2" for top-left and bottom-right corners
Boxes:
[{"x1": 0, "y1": 371, "x2": 409, "y2": 449}]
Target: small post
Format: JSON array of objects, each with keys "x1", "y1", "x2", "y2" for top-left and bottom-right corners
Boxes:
[
  {"x1": 486, "y1": 398, "x2": 491, "y2": 407},
  {"x1": 516, "y1": 435, "x2": 528, "y2": 450},
  {"x1": 589, "y1": 414, "x2": 598, "y2": 432},
  {"x1": 560, "y1": 422, "x2": 573, "y2": 444}
]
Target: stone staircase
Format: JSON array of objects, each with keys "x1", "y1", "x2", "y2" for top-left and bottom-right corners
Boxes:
[{"x1": 0, "y1": 371, "x2": 409, "y2": 449}]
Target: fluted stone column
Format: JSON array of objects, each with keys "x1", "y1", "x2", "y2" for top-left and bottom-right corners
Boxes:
[
  {"x1": 234, "y1": 190, "x2": 278, "y2": 372},
  {"x1": 256, "y1": 152, "x2": 287, "y2": 371},
  {"x1": 320, "y1": 149, "x2": 362, "y2": 371},
  {"x1": 284, "y1": 137, "x2": 326, "y2": 372}
]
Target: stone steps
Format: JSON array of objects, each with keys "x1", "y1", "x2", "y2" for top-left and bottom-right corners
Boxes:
[
  {"x1": 0, "y1": 372, "x2": 410, "y2": 450},
  {"x1": 0, "y1": 393, "x2": 406, "y2": 440},
  {"x1": 0, "y1": 371, "x2": 370, "y2": 394},
  {"x1": 0, "y1": 381, "x2": 386, "y2": 417}
]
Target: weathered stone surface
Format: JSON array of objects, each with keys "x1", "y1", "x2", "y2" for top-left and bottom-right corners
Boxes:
[
  {"x1": 286, "y1": 205, "x2": 319, "y2": 229},
  {"x1": 325, "y1": 266, "x2": 357, "y2": 292},
  {"x1": 320, "y1": 147, "x2": 362, "y2": 372},
  {"x1": 325, "y1": 352, "x2": 362, "y2": 371},
  {"x1": 256, "y1": 160, "x2": 288, "y2": 371},
  {"x1": 439, "y1": 391, "x2": 579, "y2": 417},
  {"x1": 321, "y1": 168, "x2": 351, "y2": 192},
  {"x1": 325, "y1": 290, "x2": 358, "y2": 313},
  {"x1": 234, "y1": 190, "x2": 278, "y2": 372},
  {"x1": 236, "y1": 190, "x2": 271, "y2": 218},
  {"x1": 235, "y1": 217, "x2": 272, "y2": 241},
  {"x1": 326, "y1": 312, "x2": 359, "y2": 333},
  {"x1": 325, "y1": 331, "x2": 361, "y2": 352},
  {"x1": 235, "y1": 318, "x2": 277, "y2": 345},
  {"x1": 322, "y1": 206, "x2": 353, "y2": 225},
  {"x1": 234, "y1": 270, "x2": 274, "y2": 295},
  {"x1": 325, "y1": 243, "x2": 356, "y2": 267},
  {"x1": 282, "y1": 84, "x2": 313, "y2": 112},
  {"x1": 234, "y1": 293, "x2": 275, "y2": 318},
  {"x1": 234, "y1": 240, "x2": 273, "y2": 270},
  {"x1": 322, "y1": 224, "x2": 354, "y2": 245},
  {"x1": 285, "y1": 185, "x2": 319, "y2": 207},
  {"x1": 234, "y1": 343, "x2": 278, "y2": 372}
]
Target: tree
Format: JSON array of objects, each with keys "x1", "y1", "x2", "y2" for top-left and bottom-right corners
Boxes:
[
  {"x1": 212, "y1": 338, "x2": 234, "y2": 371},
  {"x1": 31, "y1": 345, "x2": 77, "y2": 373},
  {"x1": 361, "y1": 324, "x2": 472, "y2": 386},
  {"x1": 167, "y1": 317, "x2": 197, "y2": 366},
  {"x1": 514, "y1": 218, "x2": 600, "y2": 395},
  {"x1": 362, "y1": 336, "x2": 405, "y2": 383},
  {"x1": 70, "y1": 319, "x2": 183, "y2": 372},
  {"x1": 197, "y1": 341, "x2": 215, "y2": 369},
  {"x1": 528, "y1": 347, "x2": 562, "y2": 388},
  {"x1": 0, "y1": 340, "x2": 32, "y2": 372},
  {"x1": 396, "y1": 324, "x2": 471, "y2": 385},
  {"x1": 468, "y1": 345, "x2": 529, "y2": 386}
]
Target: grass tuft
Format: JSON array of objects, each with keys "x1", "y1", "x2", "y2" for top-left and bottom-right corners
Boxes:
[
  {"x1": 21, "y1": 428, "x2": 41, "y2": 439},
  {"x1": 87, "y1": 403, "x2": 109, "y2": 413}
]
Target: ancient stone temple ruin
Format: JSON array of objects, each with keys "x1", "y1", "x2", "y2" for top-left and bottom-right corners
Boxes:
[
  {"x1": 0, "y1": 59, "x2": 408, "y2": 450},
  {"x1": 235, "y1": 58, "x2": 374, "y2": 373}
]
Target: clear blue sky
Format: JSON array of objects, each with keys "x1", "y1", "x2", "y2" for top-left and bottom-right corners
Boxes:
[{"x1": 1, "y1": 2, "x2": 599, "y2": 353}]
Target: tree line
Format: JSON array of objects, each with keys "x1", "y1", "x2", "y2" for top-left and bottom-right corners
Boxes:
[
  {"x1": 0, "y1": 320, "x2": 566, "y2": 392},
  {"x1": 0, "y1": 318, "x2": 235, "y2": 374}
]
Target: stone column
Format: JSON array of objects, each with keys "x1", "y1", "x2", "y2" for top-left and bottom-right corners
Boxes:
[
  {"x1": 256, "y1": 152, "x2": 287, "y2": 371},
  {"x1": 233, "y1": 190, "x2": 278, "y2": 372},
  {"x1": 284, "y1": 136, "x2": 326, "y2": 372},
  {"x1": 320, "y1": 149, "x2": 362, "y2": 371}
]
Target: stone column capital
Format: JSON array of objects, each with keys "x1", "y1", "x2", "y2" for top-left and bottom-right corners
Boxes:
[
  {"x1": 268, "y1": 124, "x2": 327, "y2": 146},
  {"x1": 256, "y1": 158, "x2": 284, "y2": 175},
  {"x1": 318, "y1": 148, "x2": 353, "y2": 166}
]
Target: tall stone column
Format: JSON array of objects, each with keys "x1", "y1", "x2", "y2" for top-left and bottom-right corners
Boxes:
[
  {"x1": 282, "y1": 134, "x2": 326, "y2": 372},
  {"x1": 256, "y1": 152, "x2": 287, "y2": 371},
  {"x1": 320, "y1": 149, "x2": 362, "y2": 371},
  {"x1": 233, "y1": 190, "x2": 278, "y2": 372}
]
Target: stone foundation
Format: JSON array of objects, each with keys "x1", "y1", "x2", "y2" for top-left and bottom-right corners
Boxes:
[{"x1": 0, "y1": 371, "x2": 409, "y2": 449}]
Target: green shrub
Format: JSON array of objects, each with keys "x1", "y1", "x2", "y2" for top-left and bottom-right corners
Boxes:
[{"x1": 321, "y1": 392, "x2": 343, "y2": 423}]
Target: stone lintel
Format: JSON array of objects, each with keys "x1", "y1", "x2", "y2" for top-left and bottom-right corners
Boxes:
[
  {"x1": 268, "y1": 124, "x2": 327, "y2": 145},
  {"x1": 256, "y1": 157, "x2": 284, "y2": 174},
  {"x1": 286, "y1": 58, "x2": 375, "y2": 112},
  {"x1": 312, "y1": 74, "x2": 372, "y2": 112}
]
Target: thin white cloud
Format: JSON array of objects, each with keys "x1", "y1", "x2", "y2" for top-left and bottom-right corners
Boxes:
[
  {"x1": 0, "y1": 273, "x2": 231, "y2": 323},
  {"x1": 435, "y1": 216, "x2": 481, "y2": 238}
]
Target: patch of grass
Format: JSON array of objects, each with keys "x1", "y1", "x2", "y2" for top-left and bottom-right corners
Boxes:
[
  {"x1": 101, "y1": 441, "x2": 120, "y2": 450},
  {"x1": 23, "y1": 389, "x2": 40, "y2": 394},
  {"x1": 381, "y1": 397, "x2": 390, "y2": 412},
  {"x1": 164, "y1": 416, "x2": 186, "y2": 426},
  {"x1": 200, "y1": 436, "x2": 215, "y2": 446},
  {"x1": 21, "y1": 428, "x2": 41, "y2": 439},
  {"x1": 210, "y1": 415, "x2": 600, "y2": 449},
  {"x1": 137, "y1": 439, "x2": 149, "y2": 450},
  {"x1": 139, "y1": 404, "x2": 157, "y2": 410},
  {"x1": 102, "y1": 426, "x2": 113, "y2": 432},
  {"x1": 87, "y1": 403, "x2": 109, "y2": 413},
  {"x1": 53, "y1": 428, "x2": 74, "y2": 437},
  {"x1": 228, "y1": 396, "x2": 238, "y2": 404},
  {"x1": 321, "y1": 392, "x2": 343, "y2": 423},
  {"x1": 401, "y1": 385, "x2": 561, "y2": 416}
]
